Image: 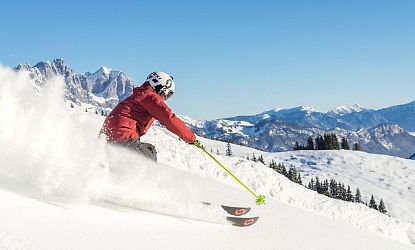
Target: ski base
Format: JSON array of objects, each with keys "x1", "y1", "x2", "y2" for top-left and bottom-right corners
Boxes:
[{"x1": 227, "y1": 216, "x2": 259, "y2": 227}]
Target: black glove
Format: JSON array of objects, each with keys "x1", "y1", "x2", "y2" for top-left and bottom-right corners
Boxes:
[
  {"x1": 191, "y1": 140, "x2": 205, "y2": 149},
  {"x1": 189, "y1": 139, "x2": 199, "y2": 145}
]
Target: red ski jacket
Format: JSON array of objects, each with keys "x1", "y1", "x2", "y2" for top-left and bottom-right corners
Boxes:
[{"x1": 101, "y1": 83, "x2": 196, "y2": 143}]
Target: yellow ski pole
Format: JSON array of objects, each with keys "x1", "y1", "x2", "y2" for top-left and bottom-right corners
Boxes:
[{"x1": 194, "y1": 141, "x2": 265, "y2": 205}]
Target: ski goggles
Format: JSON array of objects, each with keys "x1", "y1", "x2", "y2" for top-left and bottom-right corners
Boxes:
[
  {"x1": 161, "y1": 89, "x2": 174, "y2": 100},
  {"x1": 165, "y1": 90, "x2": 174, "y2": 100}
]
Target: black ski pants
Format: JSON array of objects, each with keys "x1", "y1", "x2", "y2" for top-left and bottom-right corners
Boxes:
[{"x1": 118, "y1": 140, "x2": 158, "y2": 162}]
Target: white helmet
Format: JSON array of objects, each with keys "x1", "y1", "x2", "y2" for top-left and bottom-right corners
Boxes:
[{"x1": 145, "y1": 72, "x2": 175, "y2": 100}]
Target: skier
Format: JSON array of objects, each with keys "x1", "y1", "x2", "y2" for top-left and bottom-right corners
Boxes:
[{"x1": 100, "y1": 72, "x2": 196, "y2": 162}]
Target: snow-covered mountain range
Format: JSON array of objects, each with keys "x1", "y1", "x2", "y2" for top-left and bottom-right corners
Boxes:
[
  {"x1": 184, "y1": 111, "x2": 415, "y2": 158},
  {"x1": 1, "y1": 67, "x2": 414, "y2": 249},
  {"x1": 13, "y1": 59, "x2": 415, "y2": 158},
  {"x1": 14, "y1": 59, "x2": 134, "y2": 109},
  {"x1": 182, "y1": 100, "x2": 415, "y2": 158},
  {"x1": 224, "y1": 102, "x2": 415, "y2": 132}
]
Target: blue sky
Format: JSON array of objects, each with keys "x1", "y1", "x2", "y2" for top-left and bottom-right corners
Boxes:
[{"x1": 1, "y1": 0, "x2": 414, "y2": 119}]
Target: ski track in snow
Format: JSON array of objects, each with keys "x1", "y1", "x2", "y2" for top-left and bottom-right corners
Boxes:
[{"x1": 0, "y1": 66, "x2": 415, "y2": 249}]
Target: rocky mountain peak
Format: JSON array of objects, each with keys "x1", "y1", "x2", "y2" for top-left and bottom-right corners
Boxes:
[
  {"x1": 14, "y1": 59, "x2": 134, "y2": 108},
  {"x1": 330, "y1": 104, "x2": 369, "y2": 116},
  {"x1": 370, "y1": 124, "x2": 404, "y2": 136}
]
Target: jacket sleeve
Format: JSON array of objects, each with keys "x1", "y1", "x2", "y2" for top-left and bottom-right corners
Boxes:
[{"x1": 140, "y1": 94, "x2": 196, "y2": 143}]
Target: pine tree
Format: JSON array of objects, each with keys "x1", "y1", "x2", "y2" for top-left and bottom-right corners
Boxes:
[
  {"x1": 251, "y1": 153, "x2": 257, "y2": 162},
  {"x1": 378, "y1": 199, "x2": 387, "y2": 214},
  {"x1": 323, "y1": 134, "x2": 330, "y2": 150},
  {"x1": 247, "y1": 156, "x2": 250, "y2": 160},
  {"x1": 327, "y1": 133, "x2": 336, "y2": 150},
  {"x1": 294, "y1": 141, "x2": 301, "y2": 150},
  {"x1": 308, "y1": 178, "x2": 315, "y2": 190},
  {"x1": 288, "y1": 168, "x2": 298, "y2": 182},
  {"x1": 333, "y1": 133, "x2": 340, "y2": 150},
  {"x1": 355, "y1": 188, "x2": 362, "y2": 203},
  {"x1": 316, "y1": 135, "x2": 321, "y2": 150},
  {"x1": 276, "y1": 163, "x2": 287, "y2": 176},
  {"x1": 329, "y1": 179, "x2": 338, "y2": 198},
  {"x1": 346, "y1": 185, "x2": 353, "y2": 201},
  {"x1": 95, "y1": 110, "x2": 98, "y2": 114},
  {"x1": 341, "y1": 183, "x2": 347, "y2": 200},
  {"x1": 315, "y1": 177, "x2": 321, "y2": 194},
  {"x1": 297, "y1": 173, "x2": 302, "y2": 185},
  {"x1": 282, "y1": 164, "x2": 288, "y2": 176},
  {"x1": 306, "y1": 136, "x2": 314, "y2": 150},
  {"x1": 269, "y1": 160, "x2": 275, "y2": 170},
  {"x1": 70, "y1": 103, "x2": 74, "y2": 108},
  {"x1": 353, "y1": 142, "x2": 361, "y2": 151},
  {"x1": 315, "y1": 136, "x2": 324, "y2": 150},
  {"x1": 326, "y1": 133, "x2": 340, "y2": 150},
  {"x1": 226, "y1": 142, "x2": 232, "y2": 156},
  {"x1": 217, "y1": 149, "x2": 220, "y2": 155},
  {"x1": 341, "y1": 137, "x2": 350, "y2": 150},
  {"x1": 322, "y1": 179, "x2": 330, "y2": 196},
  {"x1": 369, "y1": 195, "x2": 378, "y2": 210},
  {"x1": 101, "y1": 110, "x2": 106, "y2": 116},
  {"x1": 258, "y1": 155, "x2": 265, "y2": 165},
  {"x1": 85, "y1": 108, "x2": 88, "y2": 112},
  {"x1": 334, "y1": 183, "x2": 341, "y2": 199}
]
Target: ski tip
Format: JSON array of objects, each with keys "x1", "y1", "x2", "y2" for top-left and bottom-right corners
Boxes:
[
  {"x1": 227, "y1": 216, "x2": 259, "y2": 227},
  {"x1": 221, "y1": 205, "x2": 251, "y2": 216}
]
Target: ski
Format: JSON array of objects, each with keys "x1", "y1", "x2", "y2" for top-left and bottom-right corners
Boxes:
[
  {"x1": 97, "y1": 199, "x2": 258, "y2": 227},
  {"x1": 221, "y1": 205, "x2": 251, "y2": 216},
  {"x1": 226, "y1": 216, "x2": 259, "y2": 227},
  {"x1": 202, "y1": 202, "x2": 251, "y2": 216}
]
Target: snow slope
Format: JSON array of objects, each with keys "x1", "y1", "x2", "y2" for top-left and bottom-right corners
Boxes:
[
  {"x1": 2, "y1": 181, "x2": 413, "y2": 250},
  {"x1": 1, "y1": 67, "x2": 415, "y2": 249},
  {"x1": 202, "y1": 140, "x2": 415, "y2": 222}
]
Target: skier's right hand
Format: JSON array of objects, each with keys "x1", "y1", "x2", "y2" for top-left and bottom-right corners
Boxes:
[
  {"x1": 189, "y1": 139, "x2": 199, "y2": 145},
  {"x1": 189, "y1": 139, "x2": 202, "y2": 148}
]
